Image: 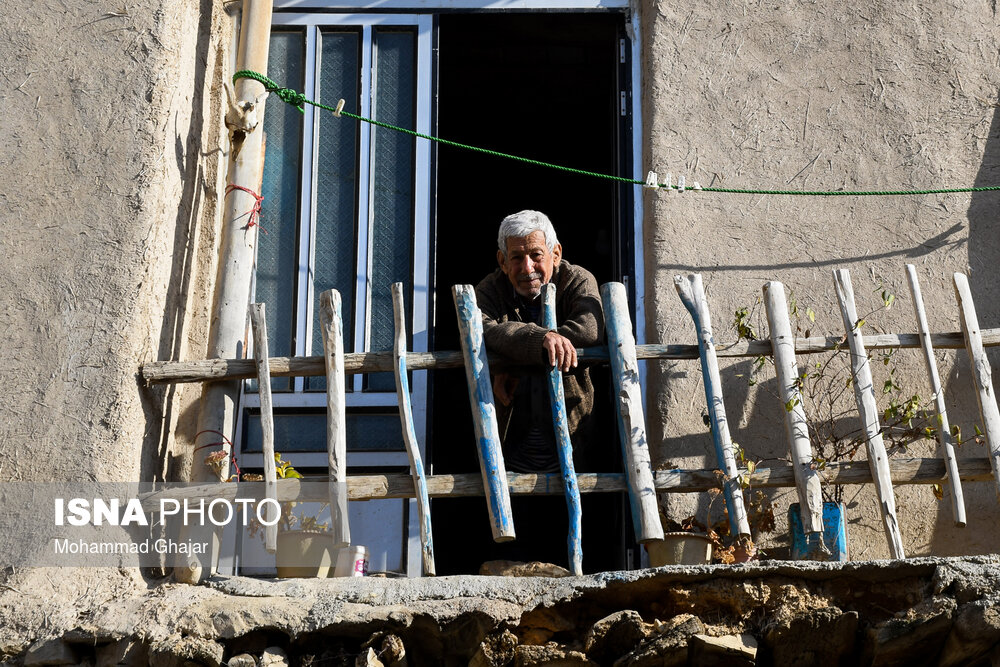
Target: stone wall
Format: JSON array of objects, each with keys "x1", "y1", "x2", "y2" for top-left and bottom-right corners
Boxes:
[{"x1": 2, "y1": 557, "x2": 1000, "y2": 666}]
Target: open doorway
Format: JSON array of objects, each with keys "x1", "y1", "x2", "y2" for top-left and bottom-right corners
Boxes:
[{"x1": 429, "y1": 12, "x2": 634, "y2": 575}]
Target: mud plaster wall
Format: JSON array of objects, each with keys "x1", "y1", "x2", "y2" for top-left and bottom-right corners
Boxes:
[
  {"x1": 0, "y1": 0, "x2": 232, "y2": 483},
  {"x1": 640, "y1": 0, "x2": 1000, "y2": 559},
  {"x1": 3, "y1": 0, "x2": 1000, "y2": 565}
]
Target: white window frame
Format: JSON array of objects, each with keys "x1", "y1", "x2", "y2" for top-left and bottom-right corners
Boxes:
[{"x1": 240, "y1": 13, "x2": 434, "y2": 475}]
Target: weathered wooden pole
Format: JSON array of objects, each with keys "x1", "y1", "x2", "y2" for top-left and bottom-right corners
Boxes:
[
  {"x1": 953, "y1": 272, "x2": 1000, "y2": 499},
  {"x1": 192, "y1": 0, "x2": 274, "y2": 486},
  {"x1": 832, "y1": 269, "x2": 905, "y2": 558},
  {"x1": 600, "y1": 282, "x2": 664, "y2": 544},
  {"x1": 176, "y1": 3, "x2": 274, "y2": 582},
  {"x1": 763, "y1": 281, "x2": 827, "y2": 557},
  {"x1": 541, "y1": 283, "x2": 584, "y2": 575},
  {"x1": 249, "y1": 303, "x2": 279, "y2": 553},
  {"x1": 391, "y1": 283, "x2": 435, "y2": 576},
  {"x1": 319, "y1": 290, "x2": 351, "y2": 549},
  {"x1": 905, "y1": 264, "x2": 966, "y2": 527},
  {"x1": 142, "y1": 329, "x2": 1000, "y2": 386},
  {"x1": 674, "y1": 274, "x2": 751, "y2": 539},
  {"x1": 452, "y1": 285, "x2": 515, "y2": 541}
]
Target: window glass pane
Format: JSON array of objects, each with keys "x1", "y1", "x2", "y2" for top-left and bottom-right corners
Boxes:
[
  {"x1": 256, "y1": 29, "x2": 305, "y2": 392},
  {"x1": 244, "y1": 412, "x2": 405, "y2": 452},
  {"x1": 308, "y1": 29, "x2": 361, "y2": 392},
  {"x1": 367, "y1": 29, "x2": 416, "y2": 392}
]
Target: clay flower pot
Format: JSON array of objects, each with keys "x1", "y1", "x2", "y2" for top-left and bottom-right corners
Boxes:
[
  {"x1": 646, "y1": 531, "x2": 714, "y2": 566},
  {"x1": 274, "y1": 530, "x2": 334, "y2": 578}
]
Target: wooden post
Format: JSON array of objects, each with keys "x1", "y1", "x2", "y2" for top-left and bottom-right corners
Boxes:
[
  {"x1": 906, "y1": 264, "x2": 966, "y2": 527},
  {"x1": 541, "y1": 283, "x2": 584, "y2": 576},
  {"x1": 192, "y1": 0, "x2": 274, "y2": 486},
  {"x1": 319, "y1": 290, "x2": 351, "y2": 549},
  {"x1": 832, "y1": 269, "x2": 906, "y2": 558},
  {"x1": 763, "y1": 281, "x2": 827, "y2": 556},
  {"x1": 452, "y1": 285, "x2": 515, "y2": 541},
  {"x1": 600, "y1": 282, "x2": 664, "y2": 544},
  {"x1": 953, "y1": 272, "x2": 1000, "y2": 499},
  {"x1": 674, "y1": 274, "x2": 751, "y2": 539},
  {"x1": 391, "y1": 283, "x2": 436, "y2": 576},
  {"x1": 249, "y1": 304, "x2": 279, "y2": 553}
]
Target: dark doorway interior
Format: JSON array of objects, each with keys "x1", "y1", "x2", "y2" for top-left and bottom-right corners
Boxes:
[{"x1": 429, "y1": 12, "x2": 631, "y2": 575}]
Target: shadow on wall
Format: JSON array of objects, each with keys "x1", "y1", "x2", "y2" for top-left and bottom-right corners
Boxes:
[
  {"x1": 660, "y1": 226, "x2": 965, "y2": 274},
  {"x1": 924, "y1": 96, "x2": 1000, "y2": 555},
  {"x1": 138, "y1": 0, "x2": 221, "y2": 484}
]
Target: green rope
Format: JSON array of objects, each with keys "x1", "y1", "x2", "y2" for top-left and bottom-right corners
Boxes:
[{"x1": 233, "y1": 69, "x2": 1000, "y2": 197}]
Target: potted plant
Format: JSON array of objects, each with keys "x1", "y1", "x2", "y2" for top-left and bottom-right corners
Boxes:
[
  {"x1": 648, "y1": 476, "x2": 775, "y2": 567},
  {"x1": 204, "y1": 447, "x2": 334, "y2": 577}
]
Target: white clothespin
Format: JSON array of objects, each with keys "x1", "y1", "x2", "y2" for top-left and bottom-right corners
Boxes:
[
  {"x1": 693, "y1": 181, "x2": 702, "y2": 191},
  {"x1": 664, "y1": 173, "x2": 673, "y2": 192},
  {"x1": 333, "y1": 98, "x2": 346, "y2": 117},
  {"x1": 644, "y1": 171, "x2": 659, "y2": 189},
  {"x1": 678, "y1": 174, "x2": 686, "y2": 193}
]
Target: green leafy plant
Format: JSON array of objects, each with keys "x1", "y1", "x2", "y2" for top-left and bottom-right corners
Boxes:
[
  {"x1": 247, "y1": 453, "x2": 330, "y2": 536},
  {"x1": 731, "y1": 286, "x2": 982, "y2": 505},
  {"x1": 203, "y1": 448, "x2": 330, "y2": 536}
]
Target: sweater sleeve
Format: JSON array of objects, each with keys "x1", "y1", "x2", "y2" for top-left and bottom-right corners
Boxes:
[{"x1": 555, "y1": 266, "x2": 604, "y2": 348}]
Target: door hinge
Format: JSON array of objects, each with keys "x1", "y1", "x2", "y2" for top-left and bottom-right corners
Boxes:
[
  {"x1": 619, "y1": 38, "x2": 626, "y2": 64},
  {"x1": 620, "y1": 91, "x2": 627, "y2": 116}
]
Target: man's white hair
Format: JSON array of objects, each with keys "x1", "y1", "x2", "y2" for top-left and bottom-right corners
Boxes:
[{"x1": 497, "y1": 210, "x2": 559, "y2": 254}]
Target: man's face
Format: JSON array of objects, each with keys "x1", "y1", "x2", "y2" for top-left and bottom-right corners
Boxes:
[{"x1": 497, "y1": 230, "x2": 562, "y2": 300}]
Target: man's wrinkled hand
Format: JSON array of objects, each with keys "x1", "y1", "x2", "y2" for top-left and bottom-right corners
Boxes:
[
  {"x1": 493, "y1": 372, "x2": 519, "y2": 406},
  {"x1": 543, "y1": 331, "x2": 577, "y2": 372}
]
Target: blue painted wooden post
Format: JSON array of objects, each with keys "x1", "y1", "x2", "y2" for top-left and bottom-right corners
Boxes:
[
  {"x1": 452, "y1": 285, "x2": 516, "y2": 541},
  {"x1": 391, "y1": 282, "x2": 436, "y2": 576},
  {"x1": 600, "y1": 282, "x2": 664, "y2": 543},
  {"x1": 541, "y1": 283, "x2": 584, "y2": 576},
  {"x1": 674, "y1": 274, "x2": 751, "y2": 540}
]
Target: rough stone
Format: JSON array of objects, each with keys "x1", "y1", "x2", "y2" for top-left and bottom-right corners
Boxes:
[
  {"x1": 939, "y1": 593, "x2": 1000, "y2": 667},
  {"x1": 687, "y1": 634, "x2": 757, "y2": 667},
  {"x1": 480, "y1": 561, "x2": 572, "y2": 578},
  {"x1": 583, "y1": 610, "x2": 649, "y2": 664},
  {"x1": 260, "y1": 646, "x2": 290, "y2": 667},
  {"x1": 148, "y1": 634, "x2": 224, "y2": 667},
  {"x1": 226, "y1": 654, "x2": 257, "y2": 667},
  {"x1": 95, "y1": 639, "x2": 146, "y2": 667},
  {"x1": 761, "y1": 607, "x2": 859, "y2": 666},
  {"x1": 863, "y1": 596, "x2": 955, "y2": 666},
  {"x1": 356, "y1": 647, "x2": 384, "y2": 667},
  {"x1": 614, "y1": 614, "x2": 705, "y2": 667},
  {"x1": 933, "y1": 560, "x2": 1000, "y2": 604},
  {"x1": 519, "y1": 606, "x2": 578, "y2": 646},
  {"x1": 470, "y1": 629, "x2": 519, "y2": 667},
  {"x1": 23, "y1": 639, "x2": 77, "y2": 666},
  {"x1": 378, "y1": 634, "x2": 406, "y2": 667},
  {"x1": 514, "y1": 643, "x2": 596, "y2": 666}
]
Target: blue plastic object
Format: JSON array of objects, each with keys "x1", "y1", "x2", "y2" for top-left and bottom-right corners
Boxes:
[{"x1": 788, "y1": 502, "x2": 848, "y2": 561}]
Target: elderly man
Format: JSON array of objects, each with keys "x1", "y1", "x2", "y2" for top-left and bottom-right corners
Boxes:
[{"x1": 475, "y1": 210, "x2": 604, "y2": 473}]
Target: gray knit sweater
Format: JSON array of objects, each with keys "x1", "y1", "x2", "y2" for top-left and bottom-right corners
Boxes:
[{"x1": 475, "y1": 261, "x2": 604, "y2": 470}]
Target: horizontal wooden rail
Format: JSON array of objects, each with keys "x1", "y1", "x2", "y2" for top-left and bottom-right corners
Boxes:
[
  {"x1": 140, "y1": 330, "x2": 1000, "y2": 385},
  {"x1": 139, "y1": 457, "x2": 995, "y2": 508}
]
